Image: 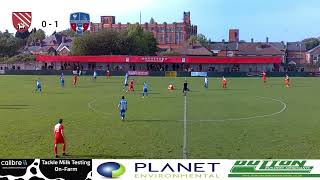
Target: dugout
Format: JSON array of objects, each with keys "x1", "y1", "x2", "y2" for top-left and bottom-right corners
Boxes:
[{"x1": 36, "y1": 55, "x2": 282, "y2": 73}]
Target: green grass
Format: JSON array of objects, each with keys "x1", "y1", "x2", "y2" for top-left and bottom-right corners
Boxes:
[{"x1": 0, "y1": 75, "x2": 319, "y2": 159}]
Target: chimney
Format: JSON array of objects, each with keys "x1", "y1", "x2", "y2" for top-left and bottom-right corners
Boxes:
[
  {"x1": 266, "y1": 37, "x2": 269, "y2": 43},
  {"x1": 229, "y1": 29, "x2": 239, "y2": 42},
  {"x1": 251, "y1": 38, "x2": 254, "y2": 43}
]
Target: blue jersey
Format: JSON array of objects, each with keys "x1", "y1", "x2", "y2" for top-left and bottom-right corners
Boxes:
[
  {"x1": 143, "y1": 83, "x2": 148, "y2": 90},
  {"x1": 36, "y1": 80, "x2": 41, "y2": 87},
  {"x1": 119, "y1": 99, "x2": 127, "y2": 110},
  {"x1": 60, "y1": 75, "x2": 64, "y2": 81},
  {"x1": 124, "y1": 73, "x2": 129, "y2": 84}
]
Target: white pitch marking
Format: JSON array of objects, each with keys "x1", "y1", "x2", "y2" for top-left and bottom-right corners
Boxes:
[
  {"x1": 183, "y1": 95, "x2": 188, "y2": 159},
  {"x1": 87, "y1": 99, "x2": 111, "y2": 115},
  {"x1": 187, "y1": 96, "x2": 287, "y2": 122}
]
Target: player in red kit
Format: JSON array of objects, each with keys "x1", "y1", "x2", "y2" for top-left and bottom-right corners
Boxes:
[
  {"x1": 262, "y1": 72, "x2": 267, "y2": 83},
  {"x1": 106, "y1": 70, "x2": 111, "y2": 79},
  {"x1": 128, "y1": 79, "x2": 135, "y2": 92},
  {"x1": 221, "y1": 76, "x2": 227, "y2": 89},
  {"x1": 54, "y1": 119, "x2": 66, "y2": 158},
  {"x1": 73, "y1": 75, "x2": 78, "y2": 87}
]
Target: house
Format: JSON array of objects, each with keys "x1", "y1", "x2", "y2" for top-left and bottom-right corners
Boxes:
[
  {"x1": 306, "y1": 44, "x2": 320, "y2": 64},
  {"x1": 25, "y1": 32, "x2": 73, "y2": 56},
  {"x1": 209, "y1": 41, "x2": 238, "y2": 56},
  {"x1": 286, "y1": 42, "x2": 307, "y2": 64},
  {"x1": 236, "y1": 42, "x2": 285, "y2": 59},
  {"x1": 209, "y1": 30, "x2": 285, "y2": 61},
  {"x1": 173, "y1": 42, "x2": 213, "y2": 56}
]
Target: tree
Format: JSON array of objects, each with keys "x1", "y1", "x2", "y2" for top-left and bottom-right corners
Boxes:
[
  {"x1": 15, "y1": 30, "x2": 30, "y2": 40},
  {"x1": 0, "y1": 31, "x2": 24, "y2": 57},
  {"x1": 59, "y1": 29, "x2": 77, "y2": 37},
  {"x1": 27, "y1": 29, "x2": 46, "y2": 45},
  {"x1": 71, "y1": 25, "x2": 158, "y2": 56},
  {"x1": 302, "y1": 38, "x2": 320, "y2": 51},
  {"x1": 188, "y1": 35, "x2": 197, "y2": 46}
]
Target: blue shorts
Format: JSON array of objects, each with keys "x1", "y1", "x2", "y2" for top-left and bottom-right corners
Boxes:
[
  {"x1": 61, "y1": 80, "x2": 64, "y2": 84},
  {"x1": 143, "y1": 88, "x2": 148, "y2": 93},
  {"x1": 120, "y1": 109, "x2": 126, "y2": 114},
  {"x1": 37, "y1": 85, "x2": 41, "y2": 89}
]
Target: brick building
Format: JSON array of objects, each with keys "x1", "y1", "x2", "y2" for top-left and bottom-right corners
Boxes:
[
  {"x1": 210, "y1": 29, "x2": 285, "y2": 59},
  {"x1": 286, "y1": 42, "x2": 307, "y2": 64},
  {"x1": 306, "y1": 44, "x2": 320, "y2": 64},
  {"x1": 90, "y1": 12, "x2": 197, "y2": 49}
]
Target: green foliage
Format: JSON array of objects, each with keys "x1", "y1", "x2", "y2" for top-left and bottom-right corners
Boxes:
[
  {"x1": 302, "y1": 38, "x2": 320, "y2": 51},
  {"x1": 27, "y1": 28, "x2": 46, "y2": 45},
  {"x1": 0, "y1": 54, "x2": 36, "y2": 63},
  {"x1": 71, "y1": 25, "x2": 158, "y2": 56},
  {"x1": 59, "y1": 29, "x2": 77, "y2": 37},
  {"x1": 188, "y1": 34, "x2": 210, "y2": 48},
  {"x1": 160, "y1": 50, "x2": 181, "y2": 56},
  {"x1": 15, "y1": 30, "x2": 30, "y2": 40},
  {"x1": 188, "y1": 35, "x2": 198, "y2": 45},
  {"x1": 0, "y1": 31, "x2": 25, "y2": 57}
]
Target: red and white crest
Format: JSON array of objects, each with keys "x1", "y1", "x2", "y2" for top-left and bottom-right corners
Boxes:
[{"x1": 12, "y1": 12, "x2": 32, "y2": 33}]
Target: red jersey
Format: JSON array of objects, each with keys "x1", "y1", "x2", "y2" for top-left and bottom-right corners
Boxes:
[
  {"x1": 262, "y1": 72, "x2": 266, "y2": 78},
  {"x1": 54, "y1": 123, "x2": 65, "y2": 144},
  {"x1": 130, "y1": 80, "x2": 134, "y2": 86}
]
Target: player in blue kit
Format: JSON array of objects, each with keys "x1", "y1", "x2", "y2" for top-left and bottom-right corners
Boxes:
[
  {"x1": 124, "y1": 72, "x2": 129, "y2": 91},
  {"x1": 117, "y1": 96, "x2": 127, "y2": 121},
  {"x1": 35, "y1": 78, "x2": 42, "y2": 94},
  {"x1": 60, "y1": 73, "x2": 65, "y2": 87},
  {"x1": 93, "y1": 71, "x2": 97, "y2": 81},
  {"x1": 204, "y1": 76, "x2": 208, "y2": 89},
  {"x1": 142, "y1": 82, "x2": 148, "y2": 97}
]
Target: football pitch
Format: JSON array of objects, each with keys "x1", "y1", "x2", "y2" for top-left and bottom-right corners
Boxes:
[{"x1": 0, "y1": 75, "x2": 319, "y2": 159}]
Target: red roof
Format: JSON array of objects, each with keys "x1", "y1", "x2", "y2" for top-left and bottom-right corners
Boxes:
[{"x1": 36, "y1": 55, "x2": 282, "y2": 64}]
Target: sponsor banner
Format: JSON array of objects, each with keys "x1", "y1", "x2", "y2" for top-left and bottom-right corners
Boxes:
[
  {"x1": 3, "y1": 159, "x2": 320, "y2": 179},
  {"x1": 0, "y1": 70, "x2": 5, "y2": 74},
  {"x1": 92, "y1": 159, "x2": 230, "y2": 180},
  {"x1": 165, "y1": 71, "x2": 177, "y2": 77},
  {"x1": 128, "y1": 71, "x2": 149, "y2": 76},
  {"x1": 229, "y1": 160, "x2": 320, "y2": 178},
  {"x1": 191, "y1": 72, "x2": 208, "y2": 77},
  {"x1": 0, "y1": 159, "x2": 92, "y2": 180}
]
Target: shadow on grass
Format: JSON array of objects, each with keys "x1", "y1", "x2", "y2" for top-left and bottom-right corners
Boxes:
[
  {"x1": 0, "y1": 104, "x2": 30, "y2": 110},
  {"x1": 127, "y1": 119, "x2": 179, "y2": 123},
  {"x1": 151, "y1": 96, "x2": 177, "y2": 99},
  {"x1": 0, "y1": 107, "x2": 29, "y2": 110},
  {"x1": 0, "y1": 105, "x2": 29, "y2": 106},
  {"x1": 65, "y1": 154, "x2": 144, "y2": 159},
  {"x1": 210, "y1": 88, "x2": 249, "y2": 91}
]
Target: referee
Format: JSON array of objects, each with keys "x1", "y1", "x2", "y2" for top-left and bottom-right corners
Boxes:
[{"x1": 183, "y1": 78, "x2": 189, "y2": 96}]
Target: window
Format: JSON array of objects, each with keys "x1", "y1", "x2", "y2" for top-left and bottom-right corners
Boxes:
[
  {"x1": 313, "y1": 55, "x2": 318, "y2": 61},
  {"x1": 175, "y1": 33, "x2": 180, "y2": 43}
]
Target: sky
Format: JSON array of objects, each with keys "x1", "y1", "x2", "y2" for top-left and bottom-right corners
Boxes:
[{"x1": 0, "y1": 0, "x2": 319, "y2": 42}]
